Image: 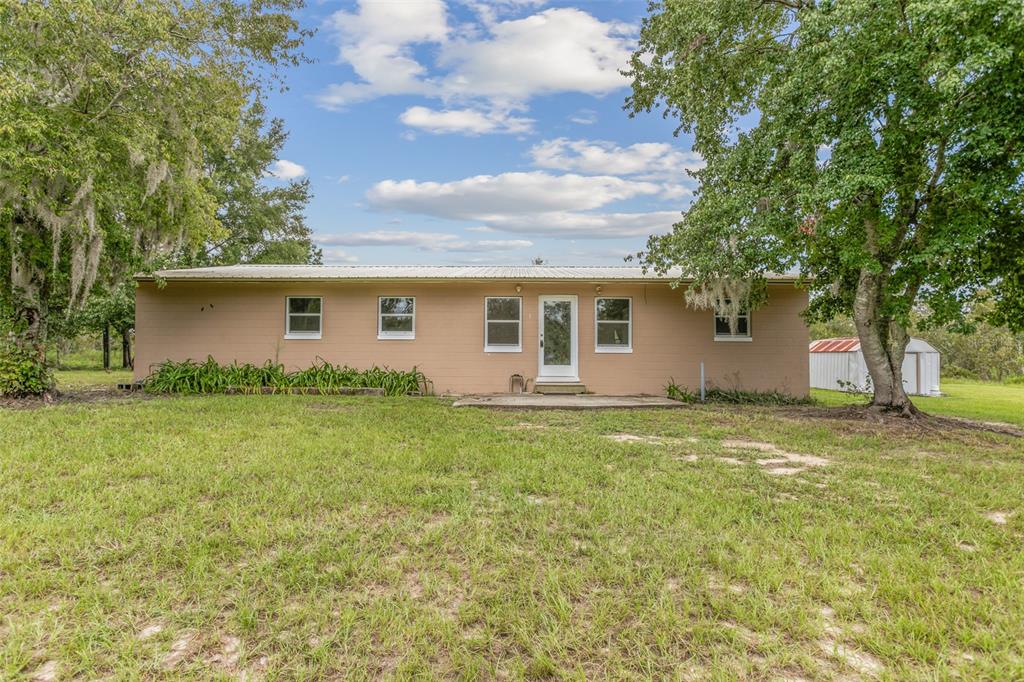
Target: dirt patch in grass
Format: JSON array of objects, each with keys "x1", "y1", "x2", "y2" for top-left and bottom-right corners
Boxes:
[
  {"x1": 984, "y1": 511, "x2": 1012, "y2": 525},
  {"x1": 137, "y1": 623, "x2": 164, "y2": 640},
  {"x1": 1, "y1": 387, "x2": 152, "y2": 410},
  {"x1": 161, "y1": 633, "x2": 197, "y2": 669},
  {"x1": 816, "y1": 606, "x2": 884, "y2": 678},
  {"x1": 29, "y1": 660, "x2": 59, "y2": 682},
  {"x1": 203, "y1": 635, "x2": 242, "y2": 671},
  {"x1": 720, "y1": 440, "x2": 830, "y2": 476},
  {"x1": 605, "y1": 433, "x2": 695, "y2": 445}
]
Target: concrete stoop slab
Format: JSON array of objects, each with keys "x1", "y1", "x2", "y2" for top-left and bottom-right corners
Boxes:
[{"x1": 451, "y1": 394, "x2": 685, "y2": 409}]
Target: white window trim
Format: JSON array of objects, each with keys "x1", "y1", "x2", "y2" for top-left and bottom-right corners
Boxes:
[
  {"x1": 595, "y1": 297, "x2": 632, "y2": 353},
  {"x1": 284, "y1": 296, "x2": 322, "y2": 340},
  {"x1": 713, "y1": 309, "x2": 752, "y2": 342},
  {"x1": 484, "y1": 296, "x2": 522, "y2": 353},
  {"x1": 378, "y1": 296, "x2": 416, "y2": 340}
]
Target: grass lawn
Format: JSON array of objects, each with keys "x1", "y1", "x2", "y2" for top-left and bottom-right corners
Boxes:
[
  {"x1": 53, "y1": 369, "x2": 133, "y2": 390},
  {"x1": 813, "y1": 379, "x2": 1024, "y2": 428},
  {"x1": 1, "y1": 377, "x2": 1022, "y2": 679}
]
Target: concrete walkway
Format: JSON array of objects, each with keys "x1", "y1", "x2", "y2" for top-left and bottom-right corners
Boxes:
[{"x1": 451, "y1": 394, "x2": 685, "y2": 409}]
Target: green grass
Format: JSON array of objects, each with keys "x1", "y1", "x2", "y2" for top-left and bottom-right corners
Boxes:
[
  {"x1": 1, "y1": 391, "x2": 1022, "y2": 679},
  {"x1": 813, "y1": 379, "x2": 1024, "y2": 427},
  {"x1": 54, "y1": 369, "x2": 133, "y2": 390}
]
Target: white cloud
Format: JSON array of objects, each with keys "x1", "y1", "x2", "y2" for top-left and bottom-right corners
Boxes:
[
  {"x1": 660, "y1": 184, "x2": 694, "y2": 200},
  {"x1": 400, "y1": 106, "x2": 533, "y2": 135},
  {"x1": 367, "y1": 171, "x2": 660, "y2": 218},
  {"x1": 461, "y1": 0, "x2": 547, "y2": 27},
  {"x1": 481, "y1": 210, "x2": 681, "y2": 238},
  {"x1": 364, "y1": 170, "x2": 685, "y2": 239},
  {"x1": 437, "y1": 9, "x2": 633, "y2": 102},
  {"x1": 266, "y1": 159, "x2": 306, "y2": 180},
  {"x1": 318, "y1": 230, "x2": 533, "y2": 253},
  {"x1": 529, "y1": 138, "x2": 704, "y2": 180},
  {"x1": 320, "y1": 231, "x2": 456, "y2": 249},
  {"x1": 317, "y1": 3, "x2": 634, "y2": 128},
  {"x1": 467, "y1": 239, "x2": 534, "y2": 251},
  {"x1": 315, "y1": 0, "x2": 449, "y2": 110},
  {"x1": 320, "y1": 247, "x2": 359, "y2": 264},
  {"x1": 568, "y1": 109, "x2": 597, "y2": 125}
]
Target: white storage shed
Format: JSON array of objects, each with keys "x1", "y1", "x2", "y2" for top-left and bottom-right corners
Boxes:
[{"x1": 809, "y1": 337, "x2": 941, "y2": 396}]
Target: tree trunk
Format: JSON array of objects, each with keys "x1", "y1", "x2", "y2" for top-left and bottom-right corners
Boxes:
[
  {"x1": 852, "y1": 270, "x2": 919, "y2": 416},
  {"x1": 10, "y1": 212, "x2": 50, "y2": 359},
  {"x1": 121, "y1": 329, "x2": 132, "y2": 369},
  {"x1": 102, "y1": 324, "x2": 110, "y2": 370}
]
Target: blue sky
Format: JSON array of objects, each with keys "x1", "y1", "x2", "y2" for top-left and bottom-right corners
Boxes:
[{"x1": 262, "y1": 0, "x2": 701, "y2": 265}]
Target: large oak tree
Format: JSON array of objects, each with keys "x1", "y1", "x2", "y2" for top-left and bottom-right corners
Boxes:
[
  {"x1": 0, "y1": 0, "x2": 307, "y2": 348},
  {"x1": 627, "y1": 0, "x2": 1024, "y2": 414}
]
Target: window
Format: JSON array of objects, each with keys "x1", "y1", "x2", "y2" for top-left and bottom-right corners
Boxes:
[
  {"x1": 714, "y1": 300, "x2": 751, "y2": 341},
  {"x1": 595, "y1": 297, "x2": 631, "y2": 352},
  {"x1": 485, "y1": 297, "x2": 522, "y2": 352},
  {"x1": 378, "y1": 296, "x2": 415, "y2": 339},
  {"x1": 285, "y1": 297, "x2": 322, "y2": 339}
]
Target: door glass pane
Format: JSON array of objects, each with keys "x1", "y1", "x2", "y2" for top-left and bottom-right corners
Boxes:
[{"x1": 543, "y1": 300, "x2": 571, "y2": 366}]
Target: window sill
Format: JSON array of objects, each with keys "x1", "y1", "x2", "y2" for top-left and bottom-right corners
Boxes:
[
  {"x1": 485, "y1": 346, "x2": 522, "y2": 353},
  {"x1": 714, "y1": 336, "x2": 753, "y2": 342},
  {"x1": 595, "y1": 346, "x2": 632, "y2": 354},
  {"x1": 284, "y1": 333, "x2": 322, "y2": 340},
  {"x1": 378, "y1": 334, "x2": 415, "y2": 340}
]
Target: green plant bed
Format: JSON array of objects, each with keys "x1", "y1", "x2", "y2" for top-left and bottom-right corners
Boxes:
[
  {"x1": 143, "y1": 357, "x2": 429, "y2": 397},
  {"x1": 665, "y1": 379, "x2": 812, "y2": 405}
]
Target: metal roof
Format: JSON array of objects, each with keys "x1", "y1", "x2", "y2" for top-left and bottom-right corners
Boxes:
[
  {"x1": 810, "y1": 337, "x2": 939, "y2": 354},
  {"x1": 139, "y1": 264, "x2": 800, "y2": 282},
  {"x1": 809, "y1": 338, "x2": 862, "y2": 353}
]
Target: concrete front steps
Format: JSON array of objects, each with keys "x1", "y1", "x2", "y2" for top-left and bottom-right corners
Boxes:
[{"x1": 534, "y1": 383, "x2": 587, "y2": 395}]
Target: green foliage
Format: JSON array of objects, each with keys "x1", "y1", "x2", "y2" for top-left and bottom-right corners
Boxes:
[
  {"x1": 665, "y1": 379, "x2": 698, "y2": 402},
  {"x1": 665, "y1": 378, "x2": 811, "y2": 405},
  {"x1": 627, "y1": 0, "x2": 1024, "y2": 405},
  {"x1": 943, "y1": 366, "x2": 979, "y2": 381},
  {"x1": 143, "y1": 358, "x2": 428, "y2": 397},
  {"x1": 178, "y1": 103, "x2": 320, "y2": 267},
  {"x1": 0, "y1": 335, "x2": 54, "y2": 397},
  {"x1": 0, "y1": 0, "x2": 308, "y2": 343},
  {"x1": 914, "y1": 299, "x2": 1024, "y2": 382},
  {"x1": 808, "y1": 316, "x2": 857, "y2": 342},
  {"x1": 77, "y1": 281, "x2": 135, "y2": 335}
]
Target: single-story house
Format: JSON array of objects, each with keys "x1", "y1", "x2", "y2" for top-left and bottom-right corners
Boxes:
[
  {"x1": 809, "y1": 337, "x2": 941, "y2": 396},
  {"x1": 134, "y1": 265, "x2": 810, "y2": 396}
]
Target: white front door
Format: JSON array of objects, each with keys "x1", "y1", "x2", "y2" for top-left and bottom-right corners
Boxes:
[{"x1": 538, "y1": 295, "x2": 578, "y2": 381}]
